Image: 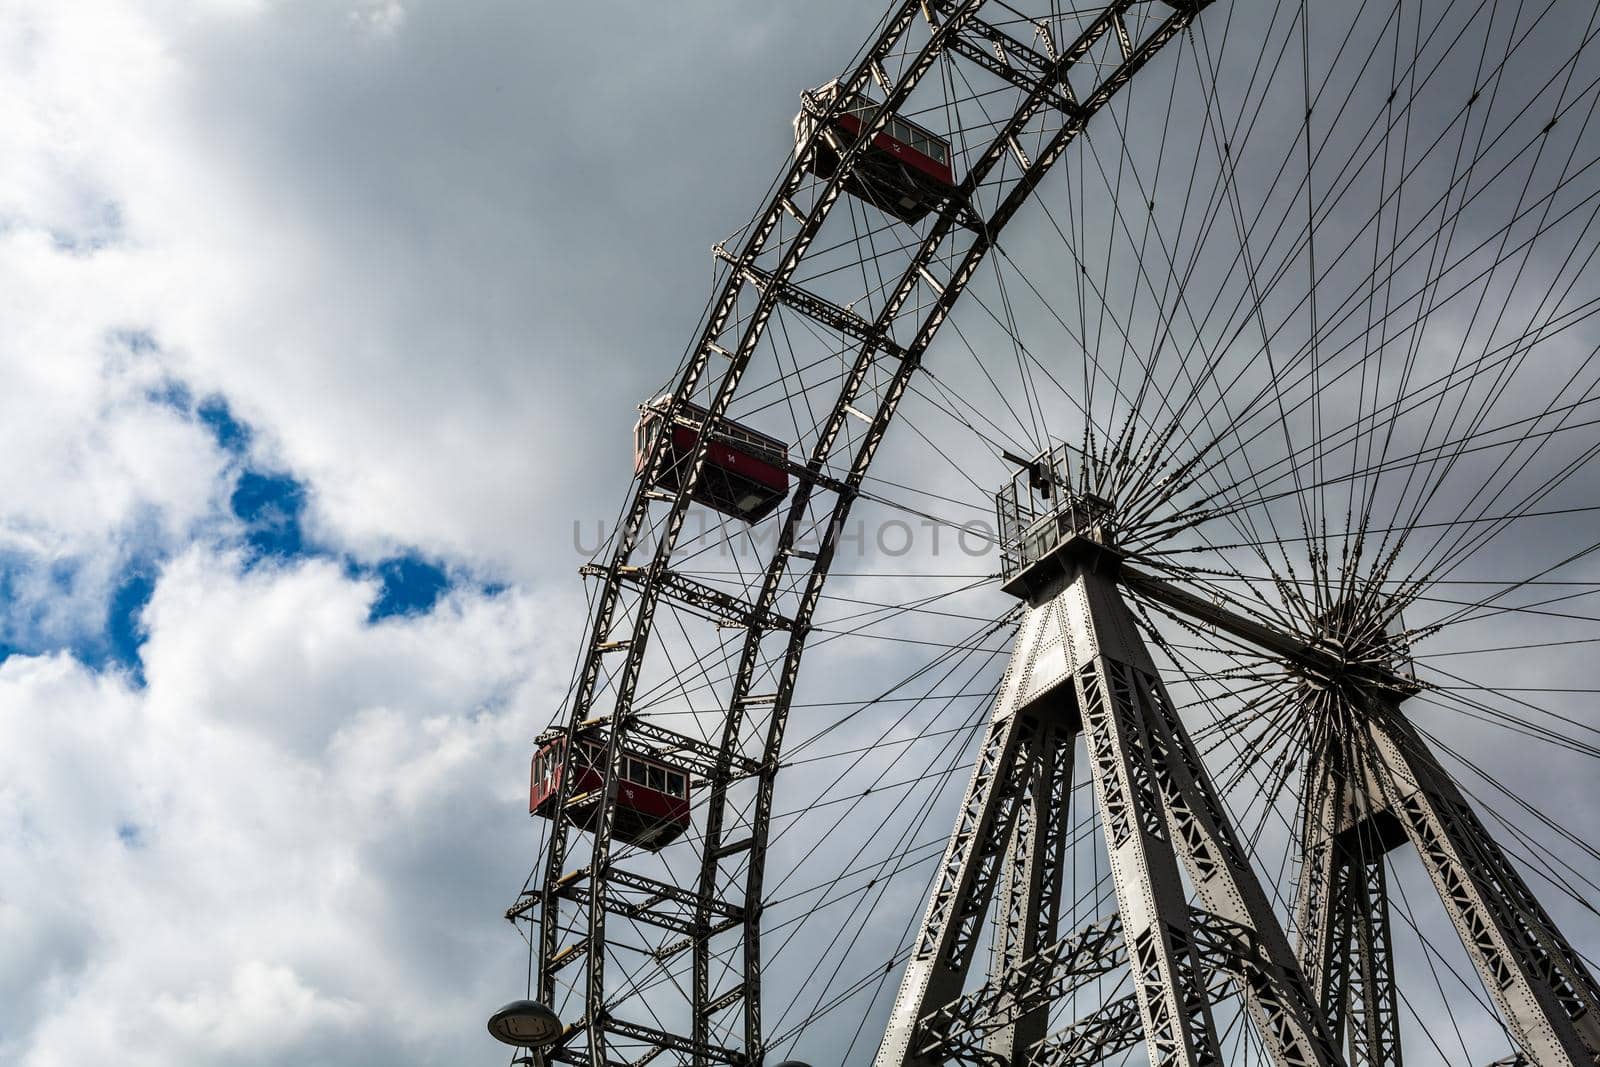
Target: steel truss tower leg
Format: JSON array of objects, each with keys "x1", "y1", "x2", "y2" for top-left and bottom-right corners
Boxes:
[
  {"x1": 987, "y1": 721, "x2": 1073, "y2": 1062},
  {"x1": 875, "y1": 555, "x2": 1344, "y2": 1067},
  {"x1": 1296, "y1": 737, "x2": 1402, "y2": 1067},
  {"x1": 1360, "y1": 700, "x2": 1600, "y2": 1066},
  {"x1": 1076, "y1": 648, "x2": 1226, "y2": 1067},
  {"x1": 872, "y1": 645, "x2": 1059, "y2": 1067},
  {"x1": 1344, "y1": 852, "x2": 1400, "y2": 1067}
]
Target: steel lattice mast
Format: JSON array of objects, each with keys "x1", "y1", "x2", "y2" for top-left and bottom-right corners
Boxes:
[{"x1": 1295, "y1": 732, "x2": 1405, "y2": 1067}]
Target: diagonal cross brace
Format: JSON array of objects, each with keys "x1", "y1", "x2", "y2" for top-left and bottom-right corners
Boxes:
[{"x1": 920, "y1": 912, "x2": 1125, "y2": 1059}]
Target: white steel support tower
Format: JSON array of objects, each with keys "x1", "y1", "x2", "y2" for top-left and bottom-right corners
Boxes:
[{"x1": 874, "y1": 449, "x2": 1600, "y2": 1067}]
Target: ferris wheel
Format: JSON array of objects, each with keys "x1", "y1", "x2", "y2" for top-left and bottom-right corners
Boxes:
[{"x1": 497, "y1": 1, "x2": 1600, "y2": 1065}]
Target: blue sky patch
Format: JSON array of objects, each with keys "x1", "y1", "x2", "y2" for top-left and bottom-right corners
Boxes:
[
  {"x1": 197, "y1": 394, "x2": 251, "y2": 456},
  {"x1": 0, "y1": 559, "x2": 19, "y2": 664},
  {"x1": 232, "y1": 470, "x2": 308, "y2": 559},
  {"x1": 0, "y1": 551, "x2": 152, "y2": 681},
  {"x1": 102, "y1": 566, "x2": 156, "y2": 682},
  {"x1": 366, "y1": 554, "x2": 451, "y2": 621}
]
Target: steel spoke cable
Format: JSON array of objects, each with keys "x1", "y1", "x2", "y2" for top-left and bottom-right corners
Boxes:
[
  {"x1": 1417, "y1": 661, "x2": 1600, "y2": 743},
  {"x1": 1387, "y1": 89, "x2": 1600, "y2": 588},
  {"x1": 1138, "y1": 308, "x2": 1600, "y2": 564},
  {"x1": 1145, "y1": 27, "x2": 1600, "y2": 559}
]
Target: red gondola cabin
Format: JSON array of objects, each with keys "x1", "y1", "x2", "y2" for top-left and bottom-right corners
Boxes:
[
  {"x1": 794, "y1": 79, "x2": 956, "y2": 223},
  {"x1": 529, "y1": 733, "x2": 691, "y2": 851},
  {"x1": 635, "y1": 395, "x2": 790, "y2": 523}
]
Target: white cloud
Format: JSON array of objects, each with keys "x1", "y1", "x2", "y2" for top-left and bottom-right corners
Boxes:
[
  {"x1": 349, "y1": 1, "x2": 407, "y2": 37},
  {"x1": 0, "y1": 232, "x2": 230, "y2": 647},
  {"x1": 150, "y1": 961, "x2": 366, "y2": 1057},
  {"x1": 0, "y1": 549, "x2": 553, "y2": 1065},
  {"x1": 0, "y1": 3, "x2": 232, "y2": 650}
]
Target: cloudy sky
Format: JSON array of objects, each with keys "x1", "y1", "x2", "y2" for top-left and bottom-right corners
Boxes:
[
  {"x1": 8, "y1": 2, "x2": 1600, "y2": 1065},
  {"x1": 0, "y1": 2, "x2": 875, "y2": 1063}
]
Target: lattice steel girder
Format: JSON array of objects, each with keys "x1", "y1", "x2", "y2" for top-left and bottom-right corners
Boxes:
[
  {"x1": 606, "y1": 867, "x2": 743, "y2": 925},
  {"x1": 1020, "y1": 553, "x2": 1339, "y2": 1067},
  {"x1": 1294, "y1": 737, "x2": 1402, "y2": 1067},
  {"x1": 1049, "y1": 559, "x2": 1337, "y2": 1067},
  {"x1": 1075, "y1": 647, "x2": 1227, "y2": 1067},
  {"x1": 1119, "y1": 654, "x2": 1344, "y2": 1067},
  {"x1": 718, "y1": 256, "x2": 911, "y2": 362},
  {"x1": 931, "y1": 8, "x2": 1086, "y2": 120},
  {"x1": 518, "y1": 869, "x2": 743, "y2": 940},
  {"x1": 1295, "y1": 741, "x2": 1346, "y2": 1028},
  {"x1": 1345, "y1": 855, "x2": 1400, "y2": 1067},
  {"x1": 920, "y1": 913, "x2": 1125, "y2": 1059},
  {"x1": 1361, "y1": 698, "x2": 1600, "y2": 1065},
  {"x1": 874, "y1": 702, "x2": 1046, "y2": 1066},
  {"x1": 1017, "y1": 908, "x2": 1300, "y2": 1067},
  {"x1": 1028, "y1": 965, "x2": 1235, "y2": 1067},
  {"x1": 543, "y1": 1016, "x2": 733, "y2": 1067},
  {"x1": 1120, "y1": 567, "x2": 1417, "y2": 698},
  {"x1": 987, "y1": 722, "x2": 1074, "y2": 1061},
  {"x1": 626, "y1": 719, "x2": 764, "y2": 781},
  {"x1": 1030, "y1": 989, "x2": 1145, "y2": 1067},
  {"x1": 583, "y1": 562, "x2": 797, "y2": 637}
]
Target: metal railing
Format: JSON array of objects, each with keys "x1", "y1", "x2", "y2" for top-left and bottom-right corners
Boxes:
[{"x1": 995, "y1": 442, "x2": 1112, "y2": 581}]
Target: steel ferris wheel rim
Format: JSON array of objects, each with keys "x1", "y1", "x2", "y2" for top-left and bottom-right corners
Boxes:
[{"x1": 511, "y1": 1, "x2": 1600, "y2": 1064}]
